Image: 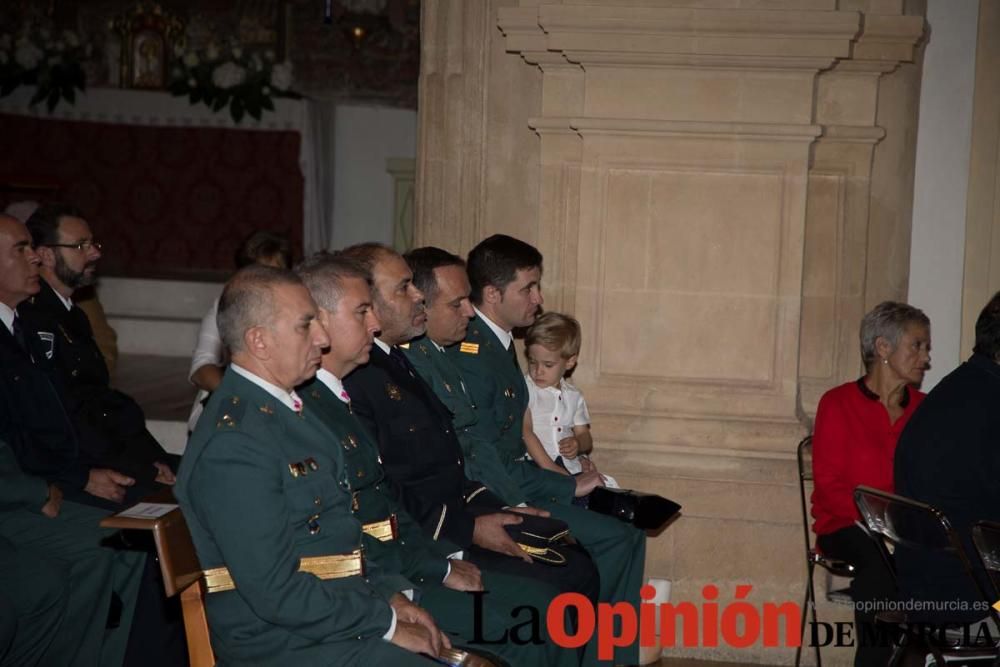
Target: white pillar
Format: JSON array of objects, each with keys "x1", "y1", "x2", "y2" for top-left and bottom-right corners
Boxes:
[{"x1": 908, "y1": 0, "x2": 979, "y2": 389}]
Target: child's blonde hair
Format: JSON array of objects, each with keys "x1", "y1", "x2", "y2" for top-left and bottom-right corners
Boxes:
[{"x1": 524, "y1": 312, "x2": 581, "y2": 359}]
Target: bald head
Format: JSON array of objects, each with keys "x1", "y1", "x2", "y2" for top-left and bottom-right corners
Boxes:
[
  {"x1": 0, "y1": 214, "x2": 41, "y2": 308},
  {"x1": 218, "y1": 265, "x2": 303, "y2": 353},
  {"x1": 217, "y1": 264, "x2": 330, "y2": 390}
]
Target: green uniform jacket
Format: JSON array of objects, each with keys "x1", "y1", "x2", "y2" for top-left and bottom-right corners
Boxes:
[
  {"x1": 175, "y1": 369, "x2": 408, "y2": 666},
  {"x1": 446, "y1": 317, "x2": 647, "y2": 665},
  {"x1": 403, "y1": 337, "x2": 527, "y2": 507},
  {"x1": 300, "y1": 376, "x2": 583, "y2": 667},
  {"x1": 299, "y1": 376, "x2": 449, "y2": 587},
  {"x1": 445, "y1": 316, "x2": 575, "y2": 504}
]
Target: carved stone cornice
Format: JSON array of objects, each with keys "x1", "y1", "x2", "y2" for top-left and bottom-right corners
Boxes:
[
  {"x1": 500, "y1": 5, "x2": 862, "y2": 62},
  {"x1": 820, "y1": 125, "x2": 886, "y2": 144},
  {"x1": 530, "y1": 117, "x2": 824, "y2": 141},
  {"x1": 850, "y1": 13, "x2": 925, "y2": 62}
]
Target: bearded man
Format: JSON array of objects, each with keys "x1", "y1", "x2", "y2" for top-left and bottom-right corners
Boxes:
[{"x1": 19, "y1": 203, "x2": 175, "y2": 507}]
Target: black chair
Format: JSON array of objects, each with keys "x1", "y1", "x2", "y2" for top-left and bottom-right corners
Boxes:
[
  {"x1": 796, "y1": 436, "x2": 856, "y2": 667},
  {"x1": 854, "y1": 486, "x2": 1000, "y2": 666},
  {"x1": 971, "y1": 520, "x2": 1000, "y2": 619}
]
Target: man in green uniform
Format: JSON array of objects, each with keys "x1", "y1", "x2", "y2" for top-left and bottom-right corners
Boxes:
[
  {"x1": 426, "y1": 238, "x2": 647, "y2": 665},
  {"x1": 174, "y1": 265, "x2": 447, "y2": 666},
  {"x1": 0, "y1": 436, "x2": 144, "y2": 667},
  {"x1": 296, "y1": 252, "x2": 579, "y2": 667}
]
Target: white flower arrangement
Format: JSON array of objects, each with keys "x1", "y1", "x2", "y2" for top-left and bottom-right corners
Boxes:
[
  {"x1": 170, "y1": 41, "x2": 299, "y2": 123},
  {"x1": 0, "y1": 23, "x2": 92, "y2": 111}
]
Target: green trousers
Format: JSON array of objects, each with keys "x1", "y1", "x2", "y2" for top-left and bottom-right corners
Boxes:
[
  {"x1": 539, "y1": 501, "x2": 647, "y2": 666},
  {"x1": 0, "y1": 501, "x2": 145, "y2": 667}
]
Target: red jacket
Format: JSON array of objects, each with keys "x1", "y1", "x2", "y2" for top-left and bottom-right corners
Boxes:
[{"x1": 811, "y1": 379, "x2": 925, "y2": 536}]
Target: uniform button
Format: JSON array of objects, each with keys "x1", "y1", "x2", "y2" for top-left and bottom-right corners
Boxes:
[
  {"x1": 554, "y1": 416, "x2": 558, "y2": 421},
  {"x1": 557, "y1": 427, "x2": 562, "y2": 432},
  {"x1": 314, "y1": 496, "x2": 321, "y2": 505},
  {"x1": 408, "y1": 426, "x2": 416, "y2": 432},
  {"x1": 444, "y1": 428, "x2": 451, "y2": 435}
]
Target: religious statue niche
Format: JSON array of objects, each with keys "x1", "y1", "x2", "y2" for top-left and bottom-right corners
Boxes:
[{"x1": 112, "y1": 3, "x2": 185, "y2": 90}]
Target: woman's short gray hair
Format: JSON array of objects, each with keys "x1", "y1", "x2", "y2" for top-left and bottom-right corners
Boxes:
[{"x1": 859, "y1": 301, "x2": 930, "y2": 371}]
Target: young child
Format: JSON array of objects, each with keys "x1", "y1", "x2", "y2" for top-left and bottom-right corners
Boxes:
[{"x1": 522, "y1": 312, "x2": 616, "y2": 486}]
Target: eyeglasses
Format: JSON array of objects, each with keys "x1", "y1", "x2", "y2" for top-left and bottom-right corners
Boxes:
[{"x1": 44, "y1": 241, "x2": 103, "y2": 252}]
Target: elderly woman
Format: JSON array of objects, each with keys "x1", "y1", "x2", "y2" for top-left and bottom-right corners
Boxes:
[{"x1": 811, "y1": 301, "x2": 931, "y2": 666}]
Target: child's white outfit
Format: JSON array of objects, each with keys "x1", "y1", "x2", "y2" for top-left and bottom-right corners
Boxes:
[
  {"x1": 524, "y1": 376, "x2": 591, "y2": 473},
  {"x1": 524, "y1": 376, "x2": 618, "y2": 488}
]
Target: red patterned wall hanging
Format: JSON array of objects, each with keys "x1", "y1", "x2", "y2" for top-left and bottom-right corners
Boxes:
[{"x1": 0, "y1": 112, "x2": 304, "y2": 279}]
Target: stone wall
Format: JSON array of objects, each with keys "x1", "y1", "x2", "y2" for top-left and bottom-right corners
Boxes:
[{"x1": 415, "y1": 1, "x2": 926, "y2": 662}]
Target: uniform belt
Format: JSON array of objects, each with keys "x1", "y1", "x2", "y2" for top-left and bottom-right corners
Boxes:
[
  {"x1": 203, "y1": 550, "x2": 365, "y2": 594},
  {"x1": 361, "y1": 514, "x2": 399, "y2": 542}
]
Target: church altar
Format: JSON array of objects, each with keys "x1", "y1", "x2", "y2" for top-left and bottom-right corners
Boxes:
[{"x1": 0, "y1": 86, "x2": 329, "y2": 278}]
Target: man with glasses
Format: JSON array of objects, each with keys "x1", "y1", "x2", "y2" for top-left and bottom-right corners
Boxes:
[{"x1": 19, "y1": 203, "x2": 176, "y2": 508}]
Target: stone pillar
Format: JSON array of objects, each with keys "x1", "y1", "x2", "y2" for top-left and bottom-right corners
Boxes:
[
  {"x1": 416, "y1": 2, "x2": 924, "y2": 662},
  {"x1": 800, "y1": 8, "x2": 925, "y2": 413}
]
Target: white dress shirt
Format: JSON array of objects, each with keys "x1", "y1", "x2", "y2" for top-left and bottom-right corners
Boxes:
[
  {"x1": 187, "y1": 297, "x2": 227, "y2": 432},
  {"x1": 230, "y1": 364, "x2": 303, "y2": 413},
  {"x1": 0, "y1": 303, "x2": 15, "y2": 335},
  {"x1": 525, "y1": 377, "x2": 591, "y2": 474},
  {"x1": 473, "y1": 307, "x2": 512, "y2": 349}
]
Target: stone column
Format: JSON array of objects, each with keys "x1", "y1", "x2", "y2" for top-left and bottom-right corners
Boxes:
[
  {"x1": 416, "y1": 2, "x2": 924, "y2": 662},
  {"x1": 800, "y1": 9, "x2": 924, "y2": 413}
]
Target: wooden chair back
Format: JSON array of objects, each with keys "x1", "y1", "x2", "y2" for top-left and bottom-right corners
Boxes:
[{"x1": 101, "y1": 507, "x2": 215, "y2": 667}]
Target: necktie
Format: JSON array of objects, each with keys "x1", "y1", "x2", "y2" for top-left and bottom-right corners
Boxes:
[
  {"x1": 507, "y1": 341, "x2": 521, "y2": 372},
  {"x1": 389, "y1": 346, "x2": 416, "y2": 377},
  {"x1": 11, "y1": 313, "x2": 28, "y2": 355}
]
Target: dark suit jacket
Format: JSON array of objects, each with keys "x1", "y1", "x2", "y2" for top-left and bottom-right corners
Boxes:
[
  {"x1": 0, "y1": 318, "x2": 86, "y2": 492},
  {"x1": 344, "y1": 344, "x2": 505, "y2": 549},
  {"x1": 19, "y1": 281, "x2": 170, "y2": 487},
  {"x1": 894, "y1": 353, "x2": 1000, "y2": 622}
]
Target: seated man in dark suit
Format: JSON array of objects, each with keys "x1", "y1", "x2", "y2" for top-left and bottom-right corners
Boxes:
[
  {"x1": 20, "y1": 203, "x2": 175, "y2": 506},
  {"x1": 339, "y1": 243, "x2": 601, "y2": 604},
  {"x1": 0, "y1": 212, "x2": 128, "y2": 508},
  {"x1": 895, "y1": 290, "x2": 1000, "y2": 628},
  {"x1": 0, "y1": 214, "x2": 144, "y2": 666}
]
